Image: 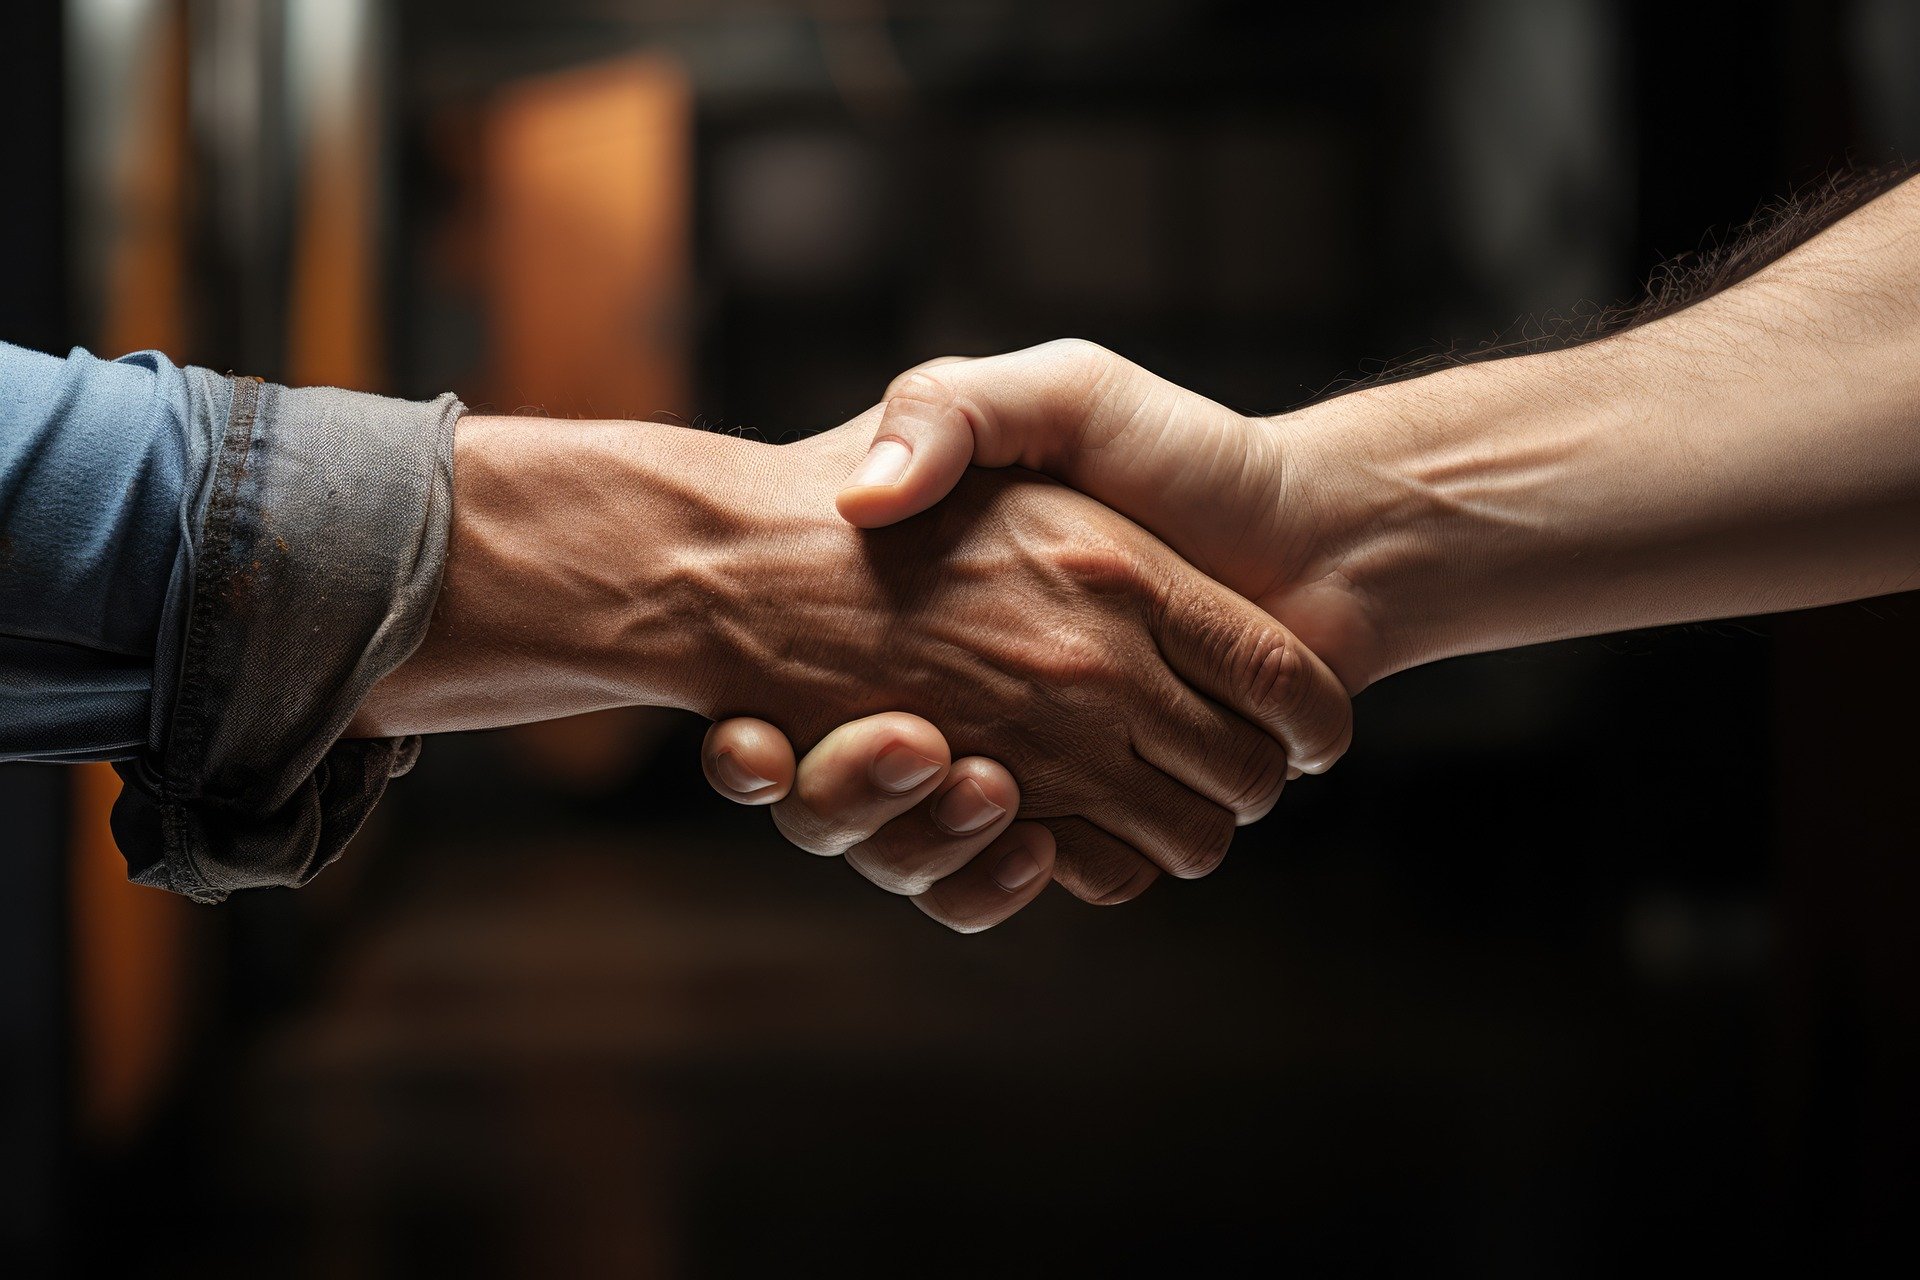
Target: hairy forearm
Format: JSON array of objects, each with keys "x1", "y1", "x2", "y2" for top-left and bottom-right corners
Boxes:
[{"x1": 1285, "y1": 176, "x2": 1920, "y2": 683}]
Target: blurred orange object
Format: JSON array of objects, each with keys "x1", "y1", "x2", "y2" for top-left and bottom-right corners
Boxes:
[
  {"x1": 72, "y1": 0, "x2": 195, "y2": 1148},
  {"x1": 483, "y1": 52, "x2": 691, "y2": 421},
  {"x1": 480, "y1": 54, "x2": 695, "y2": 782},
  {"x1": 70, "y1": 762, "x2": 192, "y2": 1146}
]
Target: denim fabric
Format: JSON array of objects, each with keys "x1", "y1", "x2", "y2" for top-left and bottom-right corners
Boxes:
[
  {"x1": 1, "y1": 343, "x2": 192, "y2": 760},
  {"x1": 2, "y1": 341, "x2": 460, "y2": 901}
]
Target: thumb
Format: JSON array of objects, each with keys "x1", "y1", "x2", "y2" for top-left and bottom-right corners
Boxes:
[{"x1": 835, "y1": 340, "x2": 1123, "y2": 528}]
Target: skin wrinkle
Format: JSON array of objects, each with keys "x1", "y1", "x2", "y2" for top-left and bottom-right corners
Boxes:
[
  {"x1": 388, "y1": 174, "x2": 1920, "y2": 927},
  {"x1": 1079, "y1": 855, "x2": 1161, "y2": 904},
  {"x1": 1049, "y1": 340, "x2": 1125, "y2": 476},
  {"x1": 1281, "y1": 165, "x2": 1918, "y2": 668},
  {"x1": 1222, "y1": 414, "x2": 1292, "y2": 591},
  {"x1": 1130, "y1": 602, "x2": 1290, "y2": 811},
  {"x1": 700, "y1": 167, "x2": 1920, "y2": 928},
  {"x1": 637, "y1": 432, "x2": 1299, "y2": 865},
  {"x1": 893, "y1": 503, "x2": 1144, "y2": 758},
  {"x1": 1038, "y1": 816, "x2": 1136, "y2": 901}
]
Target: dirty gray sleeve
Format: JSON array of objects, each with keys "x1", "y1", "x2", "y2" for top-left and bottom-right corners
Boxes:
[{"x1": 112, "y1": 373, "x2": 462, "y2": 903}]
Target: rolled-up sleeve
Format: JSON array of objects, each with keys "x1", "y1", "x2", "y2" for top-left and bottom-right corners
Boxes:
[
  {"x1": 1, "y1": 341, "x2": 460, "y2": 902},
  {"x1": 115, "y1": 373, "x2": 462, "y2": 902}
]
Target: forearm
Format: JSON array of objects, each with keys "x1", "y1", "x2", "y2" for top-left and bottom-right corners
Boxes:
[
  {"x1": 1288, "y1": 176, "x2": 1920, "y2": 683},
  {"x1": 349, "y1": 414, "x2": 751, "y2": 737}
]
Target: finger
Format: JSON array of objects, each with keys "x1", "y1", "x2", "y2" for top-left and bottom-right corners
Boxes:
[
  {"x1": 1088, "y1": 759, "x2": 1238, "y2": 881},
  {"x1": 1131, "y1": 669, "x2": 1292, "y2": 825},
  {"x1": 702, "y1": 718, "x2": 796, "y2": 805},
  {"x1": 903, "y1": 355, "x2": 973, "y2": 373},
  {"x1": 1150, "y1": 575, "x2": 1355, "y2": 775},
  {"x1": 1043, "y1": 816, "x2": 1162, "y2": 906},
  {"x1": 845, "y1": 756, "x2": 1019, "y2": 895},
  {"x1": 769, "y1": 713, "x2": 952, "y2": 856},
  {"x1": 913, "y1": 821, "x2": 1056, "y2": 934},
  {"x1": 836, "y1": 339, "x2": 1132, "y2": 528}
]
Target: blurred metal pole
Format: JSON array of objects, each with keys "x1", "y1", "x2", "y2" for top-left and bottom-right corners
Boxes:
[
  {"x1": 188, "y1": 0, "x2": 290, "y2": 374},
  {"x1": 69, "y1": 0, "x2": 192, "y2": 359},
  {"x1": 66, "y1": 0, "x2": 160, "y2": 351},
  {"x1": 284, "y1": 0, "x2": 386, "y2": 390},
  {"x1": 63, "y1": 0, "x2": 201, "y2": 1157}
]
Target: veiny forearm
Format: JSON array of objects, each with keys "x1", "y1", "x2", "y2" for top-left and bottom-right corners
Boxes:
[
  {"x1": 1287, "y1": 176, "x2": 1920, "y2": 683},
  {"x1": 348, "y1": 415, "x2": 744, "y2": 737}
]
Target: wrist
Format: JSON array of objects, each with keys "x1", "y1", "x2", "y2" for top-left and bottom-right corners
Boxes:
[
  {"x1": 1273, "y1": 349, "x2": 1624, "y2": 685},
  {"x1": 353, "y1": 416, "x2": 763, "y2": 734}
]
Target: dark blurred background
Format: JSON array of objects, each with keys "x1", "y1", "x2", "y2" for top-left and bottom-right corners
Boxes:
[{"x1": 5, "y1": 1, "x2": 1919, "y2": 1276}]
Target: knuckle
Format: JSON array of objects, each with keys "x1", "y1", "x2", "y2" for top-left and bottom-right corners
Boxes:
[
  {"x1": 884, "y1": 367, "x2": 956, "y2": 408},
  {"x1": 1222, "y1": 741, "x2": 1290, "y2": 818},
  {"x1": 1044, "y1": 336, "x2": 1113, "y2": 370},
  {"x1": 1318, "y1": 701, "x2": 1357, "y2": 768},
  {"x1": 997, "y1": 756, "x2": 1081, "y2": 813},
  {"x1": 1161, "y1": 812, "x2": 1236, "y2": 880},
  {"x1": 1030, "y1": 627, "x2": 1124, "y2": 689},
  {"x1": 1040, "y1": 338, "x2": 1128, "y2": 408},
  {"x1": 1061, "y1": 852, "x2": 1158, "y2": 905},
  {"x1": 1084, "y1": 861, "x2": 1160, "y2": 905},
  {"x1": 1049, "y1": 533, "x2": 1145, "y2": 595},
  {"x1": 1240, "y1": 629, "x2": 1312, "y2": 723}
]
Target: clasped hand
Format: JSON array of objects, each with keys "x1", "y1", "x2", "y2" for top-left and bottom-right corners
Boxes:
[
  {"x1": 356, "y1": 179, "x2": 1920, "y2": 933},
  {"x1": 702, "y1": 341, "x2": 1361, "y2": 932}
]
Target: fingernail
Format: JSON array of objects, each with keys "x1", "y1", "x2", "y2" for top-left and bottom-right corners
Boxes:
[
  {"x1": 992, "y1": 844, "x2": 1044, "y2": 892},
  {"x1": 932, "y1": 778, "x2": 1006, "y2": 834},
  {"x1": 715, "y1": 749, "x2": 775, "y2": 793},
  {"x1": 872, "y1": 742, "x2": 942, "y2": 793},
  {"x1": 847, "y1": 438, "x2": 911, "y2": 489}
]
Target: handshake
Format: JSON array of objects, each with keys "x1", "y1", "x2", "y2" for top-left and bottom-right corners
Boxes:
[
  {"x1": 701, "y1": 340, "x2": 1368, "y2": 931},
  {"x1": 353, "y1": 176, "x2": 1920, "y2": 931}
]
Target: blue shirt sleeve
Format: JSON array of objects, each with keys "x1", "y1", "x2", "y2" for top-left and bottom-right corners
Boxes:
[
  {"x1": 2, "y1": 336, "x2": 460, "y2": 900},
  {"x1": 0, "y1": 342, "x2": 190, "y2": 761}
]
